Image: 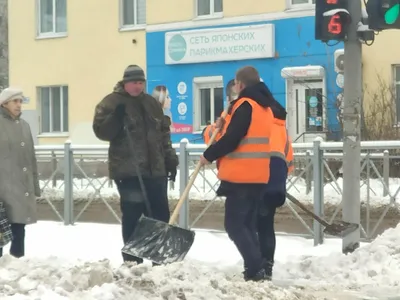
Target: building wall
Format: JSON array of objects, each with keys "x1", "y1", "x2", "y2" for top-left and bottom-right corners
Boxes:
[
  {"x1": 8, "y1": 0, "x2": 146, "y2": 145},
  {"x1": 10, "y1": 0, "x2": 367, "y2": 145},
  {"x1": 363, "y1": 30, "x2": 399, "y2": 99},
  {"x1": 0, "y1": 0, "x2": 7, "y2": 88},
  {"x1": 146, "y1": 12, "x2": 344, "y2": 144},
  {"x1": 146, "y1": 0, "x2": 285, "y2": 24},
  {"x1": 360, "y1": 29, "x2": 400, "y2": 137}
]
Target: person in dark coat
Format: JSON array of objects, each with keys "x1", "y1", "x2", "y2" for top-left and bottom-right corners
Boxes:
[{"x1": 92, "y1": 65, "x2": 178, "y2": 264}]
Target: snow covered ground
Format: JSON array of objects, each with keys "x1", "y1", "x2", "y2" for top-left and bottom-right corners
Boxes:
[
  {"x1": 0, "y1": 221, "x2": 400, "y2": 299},
  {"x1": 41, "y1": 169, "x2": 399, "y2": 208}
]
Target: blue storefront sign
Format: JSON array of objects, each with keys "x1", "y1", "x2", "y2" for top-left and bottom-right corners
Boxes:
[{"x1": 146, "y1": 15, "x2": 343, "y2": 143}]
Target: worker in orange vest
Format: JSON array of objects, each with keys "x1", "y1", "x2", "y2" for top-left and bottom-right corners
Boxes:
[
  {"x1": 199, "y1": 66, "x2": 275, "y2": 282},
  {"x1": 256, "y1": 96, "x2": 294, "y2": 281}
]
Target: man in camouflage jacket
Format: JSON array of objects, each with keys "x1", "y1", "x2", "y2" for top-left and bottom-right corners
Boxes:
[{"x1": 92, "y1": 65, "x2": 178, "y2": 264}]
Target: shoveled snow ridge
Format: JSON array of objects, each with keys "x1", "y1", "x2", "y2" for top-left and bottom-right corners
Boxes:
[
  {"x1": 278, "y1": 223, "x2": 400, "y2": 290},
  {"x1": 2, "y1": 223, "x2": 400, "y2": 299},
  {"x1": 0, "y1": 256, "x2": 318, "y2": 300}
]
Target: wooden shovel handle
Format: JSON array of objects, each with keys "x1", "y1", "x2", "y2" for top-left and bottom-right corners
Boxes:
[{"x1": 169, "y1": 107, "x2": 230, "y2": 225}]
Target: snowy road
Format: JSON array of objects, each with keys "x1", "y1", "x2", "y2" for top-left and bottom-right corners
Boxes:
[{"x1": 0, "y1": 222, "x2": 399, "y2": 299}]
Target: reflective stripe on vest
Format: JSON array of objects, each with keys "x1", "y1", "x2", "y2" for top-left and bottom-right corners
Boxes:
[
  {"x1": 217, "y1": 97, "x2": 272, "y2": 184},
  {"x1": 226, "y1": 137, "x2": 270, "y2": 158}
]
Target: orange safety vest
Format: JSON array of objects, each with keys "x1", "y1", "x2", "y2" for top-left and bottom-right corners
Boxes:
[
  {"x1": 202, "y1": 124, "x2": 221, "y2": 145},
  {"x1": 217, "y1": 97, "x2": 273, "y2": 184},
  {"x1": 270, "y1": 118, "x2": 294, "y2": 175},
  {"x1": 202, "y1": 111, "x2": 226, "y2": 145}
]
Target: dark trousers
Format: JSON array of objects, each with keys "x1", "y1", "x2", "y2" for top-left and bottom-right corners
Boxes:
[
  {"x1": 257, "y1": 204, "x2": 277, "y2": 264},
  {"x1": 0, "y1": 223, "x2": 25, "y2": 258},
  {"x1": 224, "y1": 188, "x2": 265, "y2": 277},
  {"x1": 257, "y1": 191, "x2": 285, "y2": 265},
  {"x1": 115, "y1": 176, "x2": 170, "y2": 264}
]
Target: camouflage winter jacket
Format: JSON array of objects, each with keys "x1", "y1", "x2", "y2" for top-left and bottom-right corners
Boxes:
[{"x1": 92, "y1": 82, "x2": 178, "y2": 180}]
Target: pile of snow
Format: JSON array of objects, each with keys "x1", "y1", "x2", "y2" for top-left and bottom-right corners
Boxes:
[
  {"x1": 0, "y1": 257, "x2": 318, "y2": 299},
  {"x1": 277, "y1": 223, "x2": 400, "y2": 291},
  {"x1": 2, "y1": 221, "x2": 400, "y2": 299}
]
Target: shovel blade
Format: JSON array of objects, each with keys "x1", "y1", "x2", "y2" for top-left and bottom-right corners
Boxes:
[
  {"x1": 122, "y1": 216, "x2": 195, "y2": 265},
  {"x1": 323, "y1": 221, "x2": 359, "y2": 237}
]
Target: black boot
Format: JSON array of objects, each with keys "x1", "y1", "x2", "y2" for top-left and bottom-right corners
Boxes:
[
  {"x1": 264, "y1": 261, "x2": 273, "y2": 281},
  {"x1": 244, "y1": 268, "x2": 268, "y2": 282},
  {"x1": 242, "y1": 261, "x2": 273, "y2": 282}
]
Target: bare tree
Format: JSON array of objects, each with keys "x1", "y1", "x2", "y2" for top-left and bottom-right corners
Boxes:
[
  {"x1": 0, "y1": 0, "x2": 8, "y2": 89},
  {"x1": 362, "y1": 74, "x2": 400, "y2": 140}
]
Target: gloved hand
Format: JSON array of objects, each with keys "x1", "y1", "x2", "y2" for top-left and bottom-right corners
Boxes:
[
  {"x1": 168, "y1": 168, "x2": 177, "y2": 190},
  {"x1": 168, "y1": 168, "x2": 177, "y2": 182},
  {"x1": 115, "y1": 103, "x2": 126, "y2": 118}
]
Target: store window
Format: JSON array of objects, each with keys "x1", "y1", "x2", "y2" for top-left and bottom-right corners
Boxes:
[{"x1": 193, "y1": 76, "x2": 224, "y2": 131}]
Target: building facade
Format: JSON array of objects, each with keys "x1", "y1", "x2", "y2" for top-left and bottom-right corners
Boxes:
[
  {"x1": 0, "y1": 0, "x2": 7, "y2": 89},
  {"x1": 146, "y1": 0, "x2": 344, "y2": 143},
  {"x1": 7, "y1": 0, "x2": 399, "y2": 145},
  {"x1": 363, "y1": 30, "x2": 400, "y2": 135},
  {"x1": 8, "y1": 0, "x2": 148, "y2": 144}
]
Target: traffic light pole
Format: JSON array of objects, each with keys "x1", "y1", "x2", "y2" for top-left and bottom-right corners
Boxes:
[{"x1": 342, "y1": 0, "x2": 362, "y2": 254}]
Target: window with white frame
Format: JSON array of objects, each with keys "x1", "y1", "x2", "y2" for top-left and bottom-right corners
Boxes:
[
  {"x1": 196, "y1": 0, "x2": 223, "y2": 17},
  {"x1": 393, "y1": 65, "x2": 400, "y2": 123},
  {"x1": 121, "y1": 0, "x2": 146, "y2": 28},
  {"x1": 37, "y1": 0, "x2": 67, "y2": 37},
  {"x1": 194, "y1": 77, "x2": 224, "y2": 131},
  {"x1": 289, "y1": 0, "x2": 315, "y2": 8},
  {"x1": 38, "y1": 86, "x2": 69, "y2": 134}
]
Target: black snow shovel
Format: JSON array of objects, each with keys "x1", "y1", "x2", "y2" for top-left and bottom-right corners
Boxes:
[
  {"x1": 285, "y1": 193, "x2": 359, "y2": 237},
  {"x1": 122, "y1": 108, "x2": 229, "y2": 265}
]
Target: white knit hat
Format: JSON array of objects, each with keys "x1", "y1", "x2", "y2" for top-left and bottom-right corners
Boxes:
[{"x1": 0, "y1": 87, "x2": 24, "y2": 105}]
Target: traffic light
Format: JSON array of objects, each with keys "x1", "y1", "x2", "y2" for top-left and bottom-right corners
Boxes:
[
  {"x1": 315, "y1": 0, "x2": 351, "y2": 41},
  {"x1": 367, "y1": 0, "x2": 400, "y2": 30}
]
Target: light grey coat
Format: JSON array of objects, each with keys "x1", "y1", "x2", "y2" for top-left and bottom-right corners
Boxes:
[{"x1": 0, "y1": 107, "x2": 40, "y2": 224}]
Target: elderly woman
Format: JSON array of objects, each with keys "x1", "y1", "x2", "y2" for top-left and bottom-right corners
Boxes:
[{"x1": 0, "y1": 87, "x2": 40, "y2": 258}]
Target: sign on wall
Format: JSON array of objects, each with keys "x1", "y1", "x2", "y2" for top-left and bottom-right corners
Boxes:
[
  {"x1": 147, "y1": 80, "x2": 193, "y2": 134},
  {"x1": 165, "y1": 24, "x2": 275, "y2": 65}
]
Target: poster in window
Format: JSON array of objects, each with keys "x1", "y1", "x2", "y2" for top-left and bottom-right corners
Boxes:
[
  {"x1": 150, "y1": 82, "x2": 193, "y2": 134},
  {"x1": 305, "y1": 89, "x2": 323, "y2": 132}
]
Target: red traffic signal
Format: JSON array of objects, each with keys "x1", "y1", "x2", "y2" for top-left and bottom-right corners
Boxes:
[
  {"x1": 316, "y1": 0, "x2": 351, "y2": 41},
  {"x1": 328, "y1": 14, "x2": 342, "y2": 34},
  {"x1": 324, "y1": 10, "x2": 351, "y2": 38}
]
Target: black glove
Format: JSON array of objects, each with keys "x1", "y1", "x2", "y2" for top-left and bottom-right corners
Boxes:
[
  {"x1": 168, "y1": 168, "x2": 177, "y2": 182},
  {"x1": 114, "y1": 103, "x2": 126, "y2": 118}
]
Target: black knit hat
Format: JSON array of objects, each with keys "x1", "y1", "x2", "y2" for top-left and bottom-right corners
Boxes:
[{"x1": 123, "y1": 65, "x2": 146, "y2": 82}]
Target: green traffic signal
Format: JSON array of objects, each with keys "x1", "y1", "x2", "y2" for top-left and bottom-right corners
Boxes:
[{"x1": 385, "y1": 3, "x2": 400, "y2": 24}]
